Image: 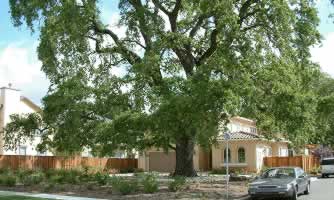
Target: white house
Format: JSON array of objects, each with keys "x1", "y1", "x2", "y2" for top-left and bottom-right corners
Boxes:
[{"x1": 0, "y1": 85, "x2": 52, "y2": 156}]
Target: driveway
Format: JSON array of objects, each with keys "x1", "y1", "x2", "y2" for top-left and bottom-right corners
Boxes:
[{"x1": 298, "y1": 176, "x2": 334, "y2": 200}]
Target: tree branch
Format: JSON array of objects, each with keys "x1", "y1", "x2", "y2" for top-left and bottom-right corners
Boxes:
[
  {"x1": 238, "y1": 0, "x2": 259, "y2": 26},
  {"x1": 152, "y1": 0, "x2": 171, "y2": 16},
  {"x1": 189, "y1": 15, "x2": 207, "y2": 38},
  {"x1": 168, "y1": 144, "x2": 176, "y2": 150},
  {"x1": 128, "y1": 0, "x2": 152, "y2": 48},
  {"x1": 196, "y1": 29, "x2": 218, "y2": 65},
  {"x1": 91, "y1": 20, "x2": 141, "y2": 65}
]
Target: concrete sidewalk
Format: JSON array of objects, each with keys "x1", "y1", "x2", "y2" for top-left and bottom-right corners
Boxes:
[{"x1": 0, "y1": 191, "x2": 108, "y2": 200}]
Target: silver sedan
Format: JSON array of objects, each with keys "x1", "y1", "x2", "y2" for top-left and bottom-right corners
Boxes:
[{"x1": 248, "y1": 167, "x2": 310, "y2": 200}]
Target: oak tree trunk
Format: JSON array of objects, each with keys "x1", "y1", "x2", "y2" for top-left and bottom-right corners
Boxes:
[{"x1": 174, "y1": 136, "x2": 197, "y2": 177}]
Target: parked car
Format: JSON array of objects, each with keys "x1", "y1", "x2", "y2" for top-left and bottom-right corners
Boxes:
[
  {"x1": 321, "y1": 157, "x2": 334, "y2": 178},
  {"x1": 248, "y1": 167, "x2": 310, "y2": 200}
]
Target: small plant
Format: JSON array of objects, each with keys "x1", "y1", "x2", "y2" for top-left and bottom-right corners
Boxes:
[
  {"x1": 43, "y1": 183, "x2": 55, "y2": 192},
  {"x1": 120, "y1": 167, "x2": 135, "y2": 173},
  {"x1": 210, "y1": 168, "x2": 227, "y2": 174},
  {"x1": 49, "y1": 174, "x2": 64, "y2": 184},
  {"x1": 0, "y1": 175, "x2": 17, "y2": 187},
  {"x1": 134, "y1": 168, "x2": 144, "y2": 173},
  {"x1": 94, "y1": 172, "x2": 109, "y2": 185},
  {"x1": 47, "y1": 169, "x2": 81, "y2": 184},
  {"x1": 16, "y1": 168, "x2": 34, "y2": 181},
  {"x1": 168, "y1": 176, "x2": 186, "y2": 192},
  {"x1": 141, "y1": 173, "x2": 158, "y2": 193},
  {"x1": 44, "y1": 169, "x2": 58, "y2": 179},
  {"x1": 22, "y1": 172, "x2": 45, "y2": 185},
  {"x1": 0, "y1": 168, "x2": 11, "y2": 175},
  {"x1": 86, "y1": 183, "x2": 95, "y2": 190},
  {"x1": 110, "y1": 176, "x2": 138, "y2": 195}
]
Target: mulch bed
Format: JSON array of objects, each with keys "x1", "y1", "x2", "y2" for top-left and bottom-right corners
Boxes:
[{"x1": 0, "y1": 181, "x2": 249, "y2": 200}]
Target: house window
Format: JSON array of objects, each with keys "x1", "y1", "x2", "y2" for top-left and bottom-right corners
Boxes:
[
  {"x1": 18, "y1": 146, "x2": 27, "y2": 155},
  {"x1": 224, "y1": 148, "x2": 231, "y2": 163},
  {"x1": 37, "y1": 150, "x2": 47, "y2": 156},
  {"x1": 250, "y1": 127, "x2": 257, "y2": 134},
  {"x1": 238, "y1": 147, "x2": 246, "y2": 163}
]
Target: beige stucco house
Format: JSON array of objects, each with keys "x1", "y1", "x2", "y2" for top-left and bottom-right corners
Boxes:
[
  {"x1": 0, "y1": 85, "x2": 52, "y2": 156},
  {"x1": 138, "y1": 116, "x2": 289, "y2": 173}
]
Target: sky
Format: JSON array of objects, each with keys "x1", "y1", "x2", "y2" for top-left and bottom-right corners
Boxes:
[{"x1": 0, "y1": 0, "x2": 334, "y2": 105}]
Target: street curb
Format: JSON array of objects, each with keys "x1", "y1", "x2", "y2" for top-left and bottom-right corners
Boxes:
[
  {"x1": 0, "y1": 190, "x2": 107, "y2": 200},
  {"x1": 234, "y1": 195, "x2": 250, "y2": 200}
]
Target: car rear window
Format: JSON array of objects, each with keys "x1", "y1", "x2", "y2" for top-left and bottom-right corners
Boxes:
[{"x1": 321, "y1": 159, "x2": 334, "y2": 165}]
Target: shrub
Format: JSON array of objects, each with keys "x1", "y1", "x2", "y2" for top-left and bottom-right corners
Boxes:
[
  {"x1": 45, "y1": 169, "x2": 58, "y2": 179},
  {"x1": 120, "y1": 167, "x2": 135, "y2": 173},
  {"x1": 86, "y1": 183, "x2": 95, "y2": 190},
  {"x1": 210, "y1": 168, "x2": 226, "y2": 174},
  {"x1": 50, "y1": 175, "x2": 64, "y2": 184},
  {"x1": 110, "y1": 176, "x2": 138, "y2": 195},
  {"x1": 168, "y1": 176, "x2": 186, "y2": 192},
  {"x1": 16, "y1": 169, "x2": 34, "y2": 181},
  {"x1": 0, "y1": 168, "x2": 11, "y2": 175},
  {"x1": 141, "y1": 173, "x2": 158, "y2": 193},
  {"x1": 47, "y1": 169, "x2": 81, "y2": 184},
  {"x1": 22, "y1": 172, "x2": 45, "y2": 186},
  {"x1": 0, "y1": 175, "x2": 17, "y2": 187},
  {"x1": 94, "y1": 172, "x2": 109, "y2": 185},
  {"x1": 134, "y1": 168, "x2": 144, "y2": 173},
  {"x1": 43, "y1": 183, "x2": 55, "y2": 192}
]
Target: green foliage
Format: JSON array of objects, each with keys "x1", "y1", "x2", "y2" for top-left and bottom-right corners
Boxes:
[
  {"x1": 0, "y1": 175, "x2": 17, "y2": 187},
  {"x1": 119, "y1": 168, "x2": 135, "y2": 174},
  {"x1": 22, "y1": 172, "x2": 45, "y2": 186},
  {"x1": 0, "y1": 168, "x2": 10, "y2": 175},
  {"x1": 168, "y1": 176, "x2": 186, "y2": 192},
  {"x1": 210, "y1": 168, "x2": 227, "y2": 175},
  {"x1": 43, "y1": 183, "x2": 55, "y2": 192},
  {"x1": 49, "y1": 175, "x2": 64, "y2": 184},
  {"x1": 110, "y1": 176, "x2": 138, "y2": 195},
  {"x1": 94, "y1": 172, "x2": 109, "y2": 185},
  {"x1": 6, "y1": 0, "x2": 322, "y2": 176},
  {"x1": 141, "y1": 173, "x2": 159, "y2": 193}
]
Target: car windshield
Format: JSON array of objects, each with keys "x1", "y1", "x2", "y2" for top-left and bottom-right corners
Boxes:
[
  {"x1": 261, "y1": 168, "x2": 295, "y2": 179},
  {"x1": 321, "y1": 159, "x2": 334, "y2": 165}
]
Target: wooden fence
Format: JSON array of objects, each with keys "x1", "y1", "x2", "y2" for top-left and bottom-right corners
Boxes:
[
  {"x1": 263, "y1": 155, "x2": 320, "y2": 172},
  {"x1": 0, "y1": 155, "x2": 138, "y2": 172}
]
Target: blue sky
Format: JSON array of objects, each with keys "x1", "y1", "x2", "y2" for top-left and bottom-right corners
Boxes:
[{"x1": 0, "y1": 0, "x2": 334, "y2": 105}]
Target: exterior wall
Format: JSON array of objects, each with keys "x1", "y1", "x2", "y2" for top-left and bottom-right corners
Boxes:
[
  {"x1": 0, "y1": 87, "x2": 52, "y2": 156},
  {"x1": 212, "y1": 140, "x2": 289, "y2": 172},
  {"x1": 212, "y1": 140, "x2": 258, "y2": 172},
  {"x1": 227, "y1": 116, "x2": 257, "y2": 134},
  {"x1": 138, "y1": 146, "x2": 206, "y2": 172}
]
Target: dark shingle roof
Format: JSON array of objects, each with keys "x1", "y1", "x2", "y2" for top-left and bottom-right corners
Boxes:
[{"x1": 218, "y1": 131, "x2": 261, "y2": 140}]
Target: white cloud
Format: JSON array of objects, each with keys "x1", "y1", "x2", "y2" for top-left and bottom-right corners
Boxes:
[
  {"x1": 0, "y1": 43, "x2": 49, "y2": 105},
  {"x1": 108, "y1": 13, "x2": 126, "y2": 39},
  {"x1": 311, "y1": 32, "x2": 334, "y2": 77}
]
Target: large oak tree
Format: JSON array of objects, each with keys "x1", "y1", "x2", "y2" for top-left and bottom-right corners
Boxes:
[{"x1": 6, "y1": 0, "x2": 320, "y2": 176}]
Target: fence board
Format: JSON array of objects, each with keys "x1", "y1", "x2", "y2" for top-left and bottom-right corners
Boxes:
[
  {"x1": 263, "y1": 155, "x2": 320, "y2": 172},
  {"x1": 0, "y1": 155, "x2": 137, "y2": 172}
]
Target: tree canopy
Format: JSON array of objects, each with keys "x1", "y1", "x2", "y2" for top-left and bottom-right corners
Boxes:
[{"x1": 6, "y1": 0, "x2": 322, "y2": 176}]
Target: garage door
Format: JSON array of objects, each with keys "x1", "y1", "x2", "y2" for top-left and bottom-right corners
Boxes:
[{"x1": 149, "y1": 152, "x2": 176, "y2": 172}]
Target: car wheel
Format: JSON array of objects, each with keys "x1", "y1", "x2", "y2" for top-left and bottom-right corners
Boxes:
[
  {"x1": 290, "y1": 188, "x2": 298, "y2": 200},
  {"x1": 304, "y1": 183, "x2": 310, "y2": 195}
]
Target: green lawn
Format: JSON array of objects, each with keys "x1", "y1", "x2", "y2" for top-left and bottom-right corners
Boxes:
[{"x1": 0, "y1": 196, "x2": 52, "y2": 200}]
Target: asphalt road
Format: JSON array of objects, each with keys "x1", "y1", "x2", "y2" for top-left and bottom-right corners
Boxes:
[{"x1": 298, "y1": 176, "x2": 334, "y2": 200}]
